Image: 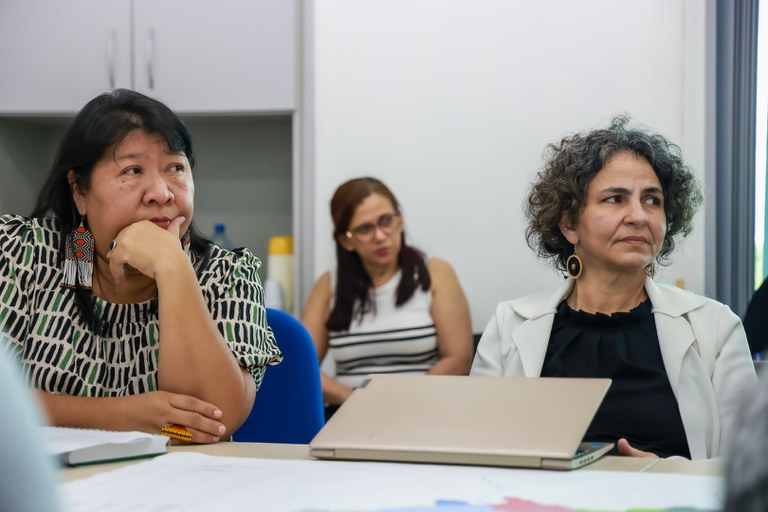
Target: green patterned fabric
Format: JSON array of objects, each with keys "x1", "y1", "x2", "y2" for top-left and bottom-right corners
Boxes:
[{"x1": 0, "y1": 214, "x2": 281, "y2": 397}]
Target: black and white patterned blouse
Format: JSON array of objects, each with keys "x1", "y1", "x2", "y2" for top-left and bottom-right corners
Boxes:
[{"x1": 0, "y1": 214, "x2": 281, "y2": 396}]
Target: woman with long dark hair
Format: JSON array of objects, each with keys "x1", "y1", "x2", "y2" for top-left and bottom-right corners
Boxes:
[
  {"x1": 302, "y1": 177, "x2": 473, "y2": 409},
  {"x1": 0, "y1": 89, "x2": 281, "y2": 443}
]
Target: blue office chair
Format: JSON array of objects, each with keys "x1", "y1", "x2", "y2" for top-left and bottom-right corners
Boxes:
[{"x1": 233, "y1": 308, "x2": 325, "y2": 443}]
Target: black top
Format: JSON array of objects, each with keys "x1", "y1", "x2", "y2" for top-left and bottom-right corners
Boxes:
[{"x1": 541, "y1": 299, "x2": 691, "y2": 458}]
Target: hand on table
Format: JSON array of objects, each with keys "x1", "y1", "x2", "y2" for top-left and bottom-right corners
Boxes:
[{"x1": 120, "y1": 390, "x2": 226, "y2": 444}]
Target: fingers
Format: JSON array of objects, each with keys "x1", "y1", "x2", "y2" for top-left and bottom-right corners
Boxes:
[
  {"x1": 167, "y1": 215, "x2": 185, "y2": 237},
  {"x1": 617, "y1": 438, "x2": 658, "y2": 458},
  {"x1": 616, "y1": 438, "x2": 634, "y2": 456},
  {"x1": 166, "y1": 423, "x2": 223, "y2": 445},
  {"x1": 180, "y1": 420, "x2": 226, "y2": 444},
  {"x1": 107, "y1": 240, "x2": 127, "y2": 284},
  {"x1": 119, "y1": 392, "x2": 225, "y2": 444},
  {"x1": 166, "y1": 393, "x2": 226, "y2": 444}
]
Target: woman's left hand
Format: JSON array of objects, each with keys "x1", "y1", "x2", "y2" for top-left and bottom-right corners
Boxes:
[
  {"x1": 617, "y1": 438, "x2": 659, "y2": 458},
  {"x1": 107, "y1": 217, "x2": 187, "y2": 283}
]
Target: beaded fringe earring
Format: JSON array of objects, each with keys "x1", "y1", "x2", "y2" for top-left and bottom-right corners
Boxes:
[
  {"x1": 62, "y1": 217, "x2": 94, "y2": 289},
  {"x1": 647, "y1": 262, "x2": 657, "y2": 279},
  {"x1": 566, "y1": 253, "x2": 583, "y2": 279}
]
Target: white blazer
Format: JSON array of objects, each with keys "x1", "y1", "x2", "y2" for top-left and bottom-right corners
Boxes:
[{"x1": 471, "y1": 277, "x2": 758, "y2": 459}]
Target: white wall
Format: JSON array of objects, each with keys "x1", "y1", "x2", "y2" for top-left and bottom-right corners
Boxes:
[{"x1": 309, "y1": 0, "x2": 707, "y2": 332}]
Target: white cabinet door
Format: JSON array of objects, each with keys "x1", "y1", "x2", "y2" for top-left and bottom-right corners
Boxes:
[
  {"x1": 132, "y1": 0, "x2": 295, "y2": 113},
  {"x1": 0, "y1": 0, "x2": 131, "y2": 114}
]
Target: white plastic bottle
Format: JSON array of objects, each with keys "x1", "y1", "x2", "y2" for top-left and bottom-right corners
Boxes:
[
  {"x1": 211, "y1": 223, "x2": 234, "y2": 250},
  {"x1": 267, "y1": 236, "x2": 294, "y2": 312}
]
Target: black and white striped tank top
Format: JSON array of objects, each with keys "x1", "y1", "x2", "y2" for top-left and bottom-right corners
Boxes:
[{"x1": 328, "y1": 270, "x2": 437, "y2": 388}]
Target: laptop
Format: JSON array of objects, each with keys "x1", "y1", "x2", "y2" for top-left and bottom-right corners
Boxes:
[{"x1": 309, "y1": 374, "x2": 613, "y2": 470}]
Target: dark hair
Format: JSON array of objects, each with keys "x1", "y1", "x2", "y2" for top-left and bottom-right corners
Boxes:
[
  {"x1": 30, "y1": 89, "x2": 210, "y2": 331},
  {"x1": 326, "y1": 177, "x2": 430, "y2": 331},
  {"x1": 524, "y1": 115, "x2": 703, "y2": 272}
]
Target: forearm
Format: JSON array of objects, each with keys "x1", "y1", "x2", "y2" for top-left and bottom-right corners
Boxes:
[
  {"x1": 38, "y1": 389, "x2": 229, "y2": 442},
  {"x1": 156, "y1": 263, "x2": 254, "y2": 431},
  {"x1": 427, "y1": 354, "x2": 472, "y2": 375},
  {"x1": 38, "y1": 391, "x2": 130, "y2": 430}
]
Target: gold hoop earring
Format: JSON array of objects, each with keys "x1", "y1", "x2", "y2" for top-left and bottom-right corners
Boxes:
[{"x1": 566, "y1": 253, "x2": 582, "y2": 279}]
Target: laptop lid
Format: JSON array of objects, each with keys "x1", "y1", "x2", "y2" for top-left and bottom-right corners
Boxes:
[{"x1": 309, "y1": 374, "x2": 612, "y2": 470}]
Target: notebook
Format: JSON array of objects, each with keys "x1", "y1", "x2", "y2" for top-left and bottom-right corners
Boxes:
[
  {"x1": 41, "y1": 426, "x2": 169, "y2": 466},
  {"x1": 309, "y1": 374, "x2": 613, "y2": 470}
]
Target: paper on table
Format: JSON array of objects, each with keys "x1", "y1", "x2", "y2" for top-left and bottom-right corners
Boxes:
[{"x1": 61, "y1": 452, "x2": 724, "y2": 512}]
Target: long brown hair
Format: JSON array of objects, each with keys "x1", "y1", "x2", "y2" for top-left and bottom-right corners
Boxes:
[{"x1": 327, "y1": 177, "x2": 430, "y2": 331}]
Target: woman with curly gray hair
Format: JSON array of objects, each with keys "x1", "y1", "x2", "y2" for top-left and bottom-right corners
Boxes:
[{"x1": 472, "y1": 117, "x2": 757, "y2": 460}]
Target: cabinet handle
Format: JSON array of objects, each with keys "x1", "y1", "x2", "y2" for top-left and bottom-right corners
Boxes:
[
  {"x1": 145, "y1": 29, "x2": 155, "y2": 90},
  {"x1": 107, "y1": 30, "x2": 116, "y2": 89}
]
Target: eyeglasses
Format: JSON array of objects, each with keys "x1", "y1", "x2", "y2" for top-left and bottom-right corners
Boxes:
[{"x1": 346, "y1": 212, "x2": 401, "y2": 242}]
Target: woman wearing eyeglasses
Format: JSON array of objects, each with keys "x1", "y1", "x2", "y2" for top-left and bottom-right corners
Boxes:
[{"x1": 301, "y1": 177, "x2": 473, "y2": 412}]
